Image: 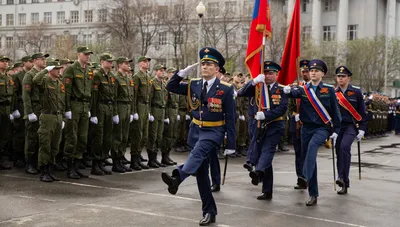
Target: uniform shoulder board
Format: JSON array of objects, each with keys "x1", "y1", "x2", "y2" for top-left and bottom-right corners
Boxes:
[
  {"x1": 352, "y1": 85, "x2": 361, "y2": 89},
  {"x1": 190, "y1": 78, "x2": 201, "y2": 81},
  {"x1": 324, "y1": 83, "x2": 334, "y2": 88},
  {"x1": 220, "y1": 81, "x2": 232, "y2": 87}
]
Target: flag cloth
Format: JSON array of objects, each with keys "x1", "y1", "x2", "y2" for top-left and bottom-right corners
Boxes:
[
  {"x1": 244, "y1": 0, "x2": 272, "y2": 78},
  {"x1": 277, "y1": 0, "x2": 300, "y2": 85}
]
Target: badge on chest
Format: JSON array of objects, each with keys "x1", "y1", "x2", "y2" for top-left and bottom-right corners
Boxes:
[
  {"x1": 208, "y1": 98, "x2": 222, "y2": 112},
  {"x1": 271, "y1": 94, "x2": 281, "y2": 105}
]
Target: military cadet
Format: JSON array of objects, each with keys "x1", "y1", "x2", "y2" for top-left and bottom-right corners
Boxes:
[
  {"x1": 334, "y1": 66, "x2": 367, "y2": 194},
  {"x1": 23, "y1": 52, "x2": 49, "y2": 174},
  {"x1": 239, "y1": 61, "x2": 288, "y2": 200},
  {"x1": 160, "y1": 67, "x2": 179, "y2": 166},
  {"x1": 0, "y1": 55, "x2": 15, "y2": 170},
  {"x1": 12, "y1": 63, "x2": 23, "y2": 75},
  {"x1": 161, "y1": 47, "x2": 236, "y2": 226},
  {"x1": 89, "y1": 53, "x2": 121, "y2": 175},
  {"x1": 175, "y1": 93, "x2": 191, "y2": 153},
  {"x1": 147, "y1": 64, "x2": 168, "y2": 168},
  {"x1": 12, "y1": 56, "x2": 33, "y2": 168},
  {"x1": 62, "y1": 46, "x2": 93, "y2": 179},
  {"x1": 130, "y1": 56, "x2": 152, "y2": 169},
  {"x1": 288, "y1": 59, "x2": 310, "y2": 189},
  {"x1": 33, "y1": 60, "x2": 65, "y2": 182},
  {"x1": 111, "y1": 57, "x2": 137, "y2": 171},
  {"x1": 283, "y1": 59, "x2": 341, "y2": 206}
]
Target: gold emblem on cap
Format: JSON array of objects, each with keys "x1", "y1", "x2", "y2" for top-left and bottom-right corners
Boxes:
[
  {"x1": 340, "y1": 67, "x2": 345, "y2": 72},
  {"x1": 267, "y1": 67, "x2": 270, "y2": 70},
  {"x1": 204, "y1": 48, "x2": 210, "y2": 53},
  {"x1": 313, "y1": 63, "x2": 317, "y2": 66}
]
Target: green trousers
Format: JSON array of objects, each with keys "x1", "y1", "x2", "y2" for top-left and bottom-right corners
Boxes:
[
  {"x1": 161, "y1": 108, "x2": 178, "y2": 152},
  {"x1": 147, "y1": 107, "x2": 165, "y2": 153},
  {"x1": 38, "y1": 114, "x2": 62, "y2": 166},
  {"x1": 130, "y1": 103, "x2": 149, "y2": 155},
  {"x1": 111, "y1": 103, "x2": 130, "y2": 158},
  {"x1": 91, "y1": 103, "x2": 113, "y2": 160},
  {"x1": 0, "y1": 106, "x2": 11, "y2": 156},
  {"x1": 24, "y1": 103, "x2": 41, "y2": 160}
]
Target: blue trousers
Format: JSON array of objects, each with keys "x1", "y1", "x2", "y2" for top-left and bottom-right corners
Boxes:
[
  {"x1": 335, "y1": 124, "x2": 356, "y2": 188},
  {"x1": 292, "y1": 132, "x2": 304, "y2": 178},
  {"x1": 209, "y1": 147, "x2": 221, "y2": 185},
  {"x1": 177, "y1": 139, "x2": 218, "y2": 216},
  {"x1": 246, "y1": 118, "x2": 260, "y2": 165},
  {"x1": 301, "y1": 126, "x2": 329, "y2": 197}
]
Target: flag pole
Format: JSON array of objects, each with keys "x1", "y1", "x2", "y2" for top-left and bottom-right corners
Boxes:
[{"x1": 257, "y1": 34, "x2": 266, "y2": 129}]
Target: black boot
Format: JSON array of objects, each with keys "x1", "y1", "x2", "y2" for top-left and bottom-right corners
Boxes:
[
  {"x1": 129, "y1": 155, "x2": 142, "y2": 171},
  {"x1": 39, "y1": 165, "x2": 53, "y2": 182},
  {"x1": 121, "y1": 156, "x2": 131, "y2": 164},
  {"x1": 103, "y1": 159, "x2": 113, "y2": 166},
  {"x1": 74, "y1": 159, "x2": 89, "y2": 178},
  {"x1": 119, "y1": 157, "x2": 132, "y2": 172},
  {"x1": 47, "y1": 164, "x2": 60, "y2": 181},
  {"x1": 67, "y1": 159, "x2": 80, "y2": 179},
  {"x1": 112, "y1": 158, "x2": 125, "y2": 173},
  {"x1": 154, "y1": 152, "x2": 166, "y2": 167},
  {"x1": 278, "y1": 141, "x2": 289, "y2": 152},
  {"x1": 139, "y1": 154, "x2": 148, "y2": 162},
  {"x1": 25, "y1": 157, "x2": 38, "y2": 174},
  {"x1": 91, "y1": 160, "x2": 105, "y2": 176},
  {"x1": 147, "y1": 151, "x2": 159, "y2": 168},
  {"x1": 0, "y1": 159, "x2": 12, "y2": 170},
  {"x1": 99, "y1": 160, "x2": 112, "y2": 175},
  {"x1": 161, "y1": 151, "x2": 174, "y2": 166}
]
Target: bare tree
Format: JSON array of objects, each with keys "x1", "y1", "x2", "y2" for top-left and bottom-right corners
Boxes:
[{"x1": 21, "y1": 22, "x2": 49, "y2": 54}]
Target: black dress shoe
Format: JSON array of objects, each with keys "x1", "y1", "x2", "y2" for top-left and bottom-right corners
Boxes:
[
  {"x1": 243, "y1": 162, "x2": 253, "y2": 172},
  {"x1": 161, "y1": 172, "x2": 180, "y2": 195},
  {"x1": 335, "y1": 178, "x2": 345, "y2": 187},
  {"x1": 297, "y1": 177, "x2": 308, "y2": 188},
  {"x1": 249, "y1": 171, "x2": 262, "y2": 186},
  {"x1": 337, "y1": 186, "x2": 348, "y2": 195},
  {"x1": 199, "y1": 213, "x2": 216, "y2": 226},
  {"x1": 211, "y1": 184, "x2": 220, "y2": 192},
  {"x1": 257, "y1": 193, "x2": 272, "y2": 200},
  {"x1": 294, "y1": 185, "x2": 307, "y2": 189},
  {"x1": 306, "y1": 196, "x2": 318, "y2": 206}
]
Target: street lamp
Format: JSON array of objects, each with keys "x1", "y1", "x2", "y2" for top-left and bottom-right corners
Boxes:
[{"x1": 196, "y1": 1, "x2": 206, "y2": 78}]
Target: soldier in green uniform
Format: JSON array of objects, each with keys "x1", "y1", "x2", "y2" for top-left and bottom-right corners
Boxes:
[
  {"x1": 0, "y1": 55, "x2": 15, "y2": 170},
  {"x1": 33, "y1": 60, "x2": 65, "y2": 182},
  {"x1": 161, "y1": 67, "x2": 179, "y2": 166},
  {"x1": 111, "y1": 57, "x2": 137, "y2": 171},
  {"x1": 232, "y1": 72, "x2": 247, "y2": 157},
  {"x1": 146, "y1": 64, "x2": 168, "y2": 168},
  {"x1": 22, "y1": 52, "x2": 49, "y2": 174},
  {"x1": 130, "y1": 56, "x2": 152, "y2": 169},
  {"x1": 62, "y1": 46, "x2": 93, "y2": 179}
]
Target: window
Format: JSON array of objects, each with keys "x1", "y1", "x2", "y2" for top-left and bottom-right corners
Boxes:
[
  {"x1": 43, "y1": 36, "x2": 52, "y2": 48},
  {"x1": 6, "y1": 14, "x2": 14, "y2": 26},
  {"x1": 347, "y1": 24, "x2": 358, "y2": 40},
  {"x1": 302, "y1": 0, "x2": 310, "y2": 13},
  {"x1": 6, "y1": 37, "x2": 14, "y2": 48},
  {"x1": 83, "y1": 34, "x2": 92, "y2": 45},
  {"x1": 173, "y1": 4, "x2": 184, "y2": 18},
  {"x1": 18, "y1": 37, "x2": 25, "y2": 49},
  {"x1": 242, "y1": 28, "x2": 249, "y2": 43},
  {"x1": 225, "y1": 1, "x2": 236, "y2": 14},
  {"x1": 323, "y1": 25, "x2": 336, "y2": 41},
  {"x1": 97, "y1": 34, "x2": 107, "y2": 46},
  {"x1": 70, "y1": 11, "x2": 79, "y2": 24},
  {"x1": 44, "y1": 12, "x2": 52, "y2": 24},
  {"x1": 243, "y1": 1, "x2": 253, "y2": 16},
  {"x1": 57, "y1": 12, "x2": 65, "y2": 24},
  {"x1": 56, "y1": 35, "x2": 64, "y2": 48},
  {"x1": 173, "y1": 31, "x2": 183, "y2": 45},
  {"x1": 323, "y1": 0, "x2": 336, "y2": 12},
  {"x1": 302, "y1": 26, "x2": 311, "y2": 40},
  {"x1": 18, "y1": 13, "x2": 26, "y2": 25},
  {"x1": 71, "y1": 35, "x2": 78, "y2": 45},
  {"x1": 19, "y1": 0, "x2": 26, "y2": 4},
  {"x1": 84, "y1": 10, "x2": 93, "y2": 23},
  {"x1": 157, "y1": 5, "x2": 168, "y2": 19},
  {"x1": 159, "y1": 32, "x2": 167, "y2": 45},
  {"x1": 31, "y1": 13, "x2": 39, "y2": 24},
  {"x1": 32, "y1": 0, "x2": 39, "y2": 3},
  {"x1": 144, "y1": 8, "x2": 152, "y2": 21},
  {"x1": 7, "y1": 0, "x2": 14, "y2": 5},
  {"x1": 208, "y1": 2, "x2": 219, "y2": 17},
  {"x1": 98, "y1": 9, "x2": 107, "y2": 22}
]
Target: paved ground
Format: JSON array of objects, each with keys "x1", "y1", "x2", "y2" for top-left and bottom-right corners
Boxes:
[{"x1": 0, "y1": 134, "x2": 399, "y2": 227}]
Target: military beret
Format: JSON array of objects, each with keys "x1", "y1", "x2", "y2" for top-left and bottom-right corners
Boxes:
[
  {"x1": 60, "y1": 59, "x2": 74, "y2": 65},
  {"x1": 21, "y1": 56, "x2": 33, "y2": 62},
  {"x1": 137, "y1": 56, "x2": 151, "y2": 63},
  {"x1": 99, "y1": 53, "x2": 115, "y2": 61},
  {"x1": 32, "y1": 52, "x2": 49, "y2": 59},
  {"x1": 199, "y1": 47, "x2": 225, "y2": 68},
  {"x1": 335, "y1": 66, "x2": 352, "y2": 76},
  {"x1": 300, "y1": 60, "x2": 310, "y2": 70},
  {"x1": 219, "y1": 66, "x2": 226, "y2": 74},
  {"x1": 263, "y1": 61, "x2": 281, "y2": 72},
  {"x1": 0, "y1": 55, "x2": 11, "y2": 61},
  {"x1": 153, "y1": 64, "x2": 166, "y2": 71},
  {"x1": 77, "y1": 46, "x2": 93, "y2": 54},
  {"x1": 308, "y1": 59, "x2": 327, "y2": 74},
  {"x1": 166, "y1": 67, "x2": 177, "y2": 73},
  {"x1": 116, "y1": 57, "x2": 133, "y2": 64}
]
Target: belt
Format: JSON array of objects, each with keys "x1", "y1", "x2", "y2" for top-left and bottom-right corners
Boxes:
[
  {"x1": 139, "y1": 100, "x2": 149, "y2": 105},
  {"x1": 254, "y1": 116, "x2": 285, "y2": 122},
  {"x1": 41, "y1": 110, "x2": 62, "y2": 115},
  {"x1": 71, "y1": 97, "x2": 90, "y2": 102},
  {"x1": 152, "y1": 103, "x2": 165, "y2": 109},
  {"x1": 192, "y1": 118, "x2": 225, "y2": 127},
  {"x1": 100, "y1": 100, "x2": 114, "y2": 105}
]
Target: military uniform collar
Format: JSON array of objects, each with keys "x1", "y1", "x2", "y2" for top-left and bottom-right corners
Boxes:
[
  {"x1": 306, "y1": 81, "x2": 323, "y2": 89},
  {"x1": 202, "y1": 77, "x2": 216, "y2": 88}
]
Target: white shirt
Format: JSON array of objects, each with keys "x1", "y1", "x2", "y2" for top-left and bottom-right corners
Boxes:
[{"x1": 202, "y1": 77, "x2": 216, "y2": 93}]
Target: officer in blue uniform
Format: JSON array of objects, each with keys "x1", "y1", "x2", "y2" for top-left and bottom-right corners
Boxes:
[
  {"x1": 161, "y1": 47, "x2": 236, "y2": 226},
  {"x1": 283, "y1": 59, "x2": 341, "y2": 206},
  {"x1": 334, "y1": 66, "x2": 367, "y2": 194},
  {"x1": 289, "y1": 60, "x2": 310, "y2": 189},
  {"x1": 238, "y1": 61, "x2": 288, "y2": 200}
]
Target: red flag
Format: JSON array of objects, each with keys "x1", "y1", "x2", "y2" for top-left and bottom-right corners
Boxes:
[
  {"x1": 245, "y1": 0, "x2": 272, "y2": 78},
  {"x1": 277, "y1": 0, "x2": 300, "y2": 85}
]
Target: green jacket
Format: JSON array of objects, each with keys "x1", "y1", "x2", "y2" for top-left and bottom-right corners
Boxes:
[
  {"x1": 149, "y1": 77, "x2": 167, "y2": 114},
  {"x1": 22, "y1": 67, "x2": 40, "y2": 116},
  {"x1": 0, "y1": 72, "x2": 14, "y2": 106},
  {"x1": 33, "y1": 69, "x2": 65, "y2": 113},
  {"x1": 91, "y1": 68, "x2": 117, "y2": 116},
  {"x1": 12, "y1": 69, "x2": 27, "y2": 111},
  {"x1": 132, "y1": 70, "x2": 151, "y2": 114},
  {"x1": 114, "y1": 71, "x2": 135, "y2": 114}
]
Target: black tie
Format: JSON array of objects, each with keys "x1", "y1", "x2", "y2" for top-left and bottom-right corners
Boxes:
[{"x1": 201, "y1": 81, "x2": 208, "y2": 101}]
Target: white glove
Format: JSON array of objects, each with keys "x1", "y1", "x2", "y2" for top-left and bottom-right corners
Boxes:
[
  {"x1": 255, "y1": 111, "x2": 265, "y2": 120},
  {"x1": 185, "y1": 114, "x2": 191, "y2": 120},
  {"x1": 62, "y1": 121, "x2": 65, "y2": 129},
  {"x1": 113, "y1": 115, "x2": 119, "y2": 124},
  {"x1": 177, "y1": 62, "x2": 199, "y2": 78},
  {"x1": 368, "y1": 95, "x2": 373, "y2": 100},
  {"x1": 252, "y1": 74, "x2": 265, "y2": 85},
  {"x1": 28, "y1": 113, "x2": 38, "y2": 122},
  {"x1": 90, "y1": 117, "x2": 98, "y2": 124},
  {"x1": 133, "y1": 113, "x2": 139, "y2": 120},
  {"x1": 149, "y1": 114, "x2": 155, "y2": 122},
  {"x1": 295, "y1": 114, "x2": 300, "y2": 122},
  {"x1": 234, "y1": 90, "x2": 238, "y2": 97},
  {"x1": 130, "y1": 114, "x2": 134, "y2": 123},
  {"x1": 9, "y1": 114, "x2": 14, "y2": 121},
  {"x1": 330, "y1": 133, "x2": 338, "y2": 146},
  {"x1": 177, "y1": 115, "x2": 181, "y2": 121},
  {"x1": 65, "y1": 111, "x2": 72, "y2": 120},
  {"x1": 12, "y1": 110, "x2": 21, "y2": 118},
  {"x1": 356, "y1": 130, "x2": 365, "y2": 141},
  {"x1": 239, "y1": 115, "x2": 245, "y2": 121},
  {"x1": 224, "y1": 149, "x2": 235, "y2": 156},
  {"x1": 283, "y1": 86, "x2": 291, "y2": 94},
  {"x1": 164, "y1": 118, "x2": 170, "y2": 124},
  {"x1": 88, "y1": 111, "x2": 91, "y2": 118},
  {"x1": 45, "y1": 66, "x2": 55, "y2": 72}
]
